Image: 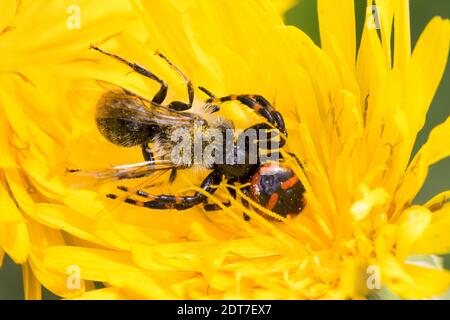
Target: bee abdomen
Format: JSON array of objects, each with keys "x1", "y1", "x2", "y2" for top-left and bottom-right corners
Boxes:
[
  {"x1": 95, "y1": 92, "x2": 156, "y2": 147},
  {"x1": 96, "y1": 117, "x2": 155, "y2": 147}
]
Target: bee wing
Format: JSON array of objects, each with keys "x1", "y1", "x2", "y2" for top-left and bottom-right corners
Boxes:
[
  {"x1": 95, "y1": 80, "x2": 196, "y2": 127},
  {"x1": 67, "y1": 159, "x2": 181, "y2": 187}
]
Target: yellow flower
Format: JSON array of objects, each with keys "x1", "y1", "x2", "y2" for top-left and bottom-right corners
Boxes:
[
  {"x1": 0, "y1": 0, "x2": 135, "y2": 299},
  {"x1": 1, "y1": 0, "x2": 450, "y2": 300},
  {"x1": 272, "y1": 0, "x2": 297, "y2": 14}
]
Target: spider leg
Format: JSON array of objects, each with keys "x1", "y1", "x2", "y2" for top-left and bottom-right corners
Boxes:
[
  {"x1": 203, "y1": 202, "x2": 231, "y2": 211},
  {"x1": 108, "y1": 171, "x2": 222, "y2": 210},
  {"x1": 202, "y1": 178, "x2": 236, "y2": 211},
  {"x1": 239, "y1": 123, "x2": 282, "y2": 163},
  {"x1": 206, "y1": 94, "x2": 286, "y2": 146},
  {"x1": 141, "y1": 144, "x2": 154, "y2": 162},
  {"x1": 198, "y1": 86, "x2": 216, "y2": 98},
  {"x1": 202, "y1": 180, "x2": 251, "y2": 222},
  {"x1": 251, "y1": 95, "x2": 285, "y2": 137},
  {"x1": 90, "y1": 45, "x2": 168, "y2": 104}
]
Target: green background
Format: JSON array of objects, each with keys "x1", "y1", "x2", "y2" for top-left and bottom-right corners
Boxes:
[{"x1": 1, "y1": 0, "x2": 449, "y2": 299}]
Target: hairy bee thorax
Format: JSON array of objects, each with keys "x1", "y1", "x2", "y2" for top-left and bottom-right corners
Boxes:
[
  {"x1": 153, "y1": 101, "x2": 234, "y2": 169},
  {"x1": 188, "y1": 99, "x2": 234, "y2": 130}
]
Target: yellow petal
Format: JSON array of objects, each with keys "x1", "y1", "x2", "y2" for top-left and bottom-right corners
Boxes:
[
  {"x1": 22, "y1": 262, "x2": 42, "y2": 300},
  {"x1": 0, "y1": 115, "x2": 17, "y2": 168},
  {"x1": 270, "y1": 0, "x2": 297, "y2": 17},
  {"x1": 396, "y1": 206, "x2": 432, "y2": 260},
  {"x1": 356, "y1": 4, "x2": 389, "y2": 126},
  {"x1": 0, "y1": 223, "x2": 29, "y2": 263},
  {"x1": 318, "y1": 0, "x2": 356, "y2": 67},
  {"x1": 374, "y1": 0, "x2": 395, "y2": 67},
  {"x1": 403, "y1": 17, "x2": 450, "y2": 134},
  {"x1": 390, "y1": 264, "x2": 450, "y2": 299},
  {"x1": 30, "y1": 204, "x2": 108, "y2": 247},
  {"x1": 43, "y1": 246, "x2": 144, "y2": 282},
  {"x1": 74, "y1": 287, "x2": 128, "y2": 300},
  {"x1": 131, "y1": 242, "x2": 203, "y2": 272},
  {"x1": 351, "y1": 187, "x2": 390, "y2": 222},
  {"x1": 393, "y1": 0, "x2": 411, "y2": 72},
  {"x1": 0, "y1": 171, "x2": 26, "y2": 224},
  {"x1": 0, "y1": 248, "x2": 4, "y2": 267},
  {"x1": 424, "y1": 191, "x2": 450, "y2": 211},
  {"x1": 43, "y1": 246, "x2": 179, "y2": 299},
  {"x1": 394, "y1": 117, "x2": 450, "y2": 217},
  {"x1": 0, "y1": 0, "x2": 17, "y2": 31},
  {"x1": 412, "y1": 205, "x2": 450, "y2": 255}
]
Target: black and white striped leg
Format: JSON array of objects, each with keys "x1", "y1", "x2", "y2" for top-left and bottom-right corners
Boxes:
[
  {"x1": 107, "y1": 170, "x2": 222, "y2": 210},
  {"x1": 240, "y1": 123, "x2": 283, "y2": 163},
  {"x1": 198, "y1": 86, "x2": 216, "y2": 98},
  {"x1": 202, "y1": 178, "x2": 236, "y2": 211},
  {"x1": 206, "y1": 94, "x2": 286, "y2": 146}
]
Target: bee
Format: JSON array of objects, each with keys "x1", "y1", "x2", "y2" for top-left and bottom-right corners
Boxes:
[{"x1": 69, "y1": 45, "x2": 306, "y2": 218}]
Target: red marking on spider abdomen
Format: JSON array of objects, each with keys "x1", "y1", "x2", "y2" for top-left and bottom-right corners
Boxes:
[
  {"x1": 267, "y1": 193, "x2": 279, "y2": 211},
  {"x1": 280, "y1": 176, "x2": 299, "y2": 190}
]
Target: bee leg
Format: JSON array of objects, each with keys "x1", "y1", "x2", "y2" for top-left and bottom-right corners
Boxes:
[
  {"x1": 108, "y1": 170, "x2": 222, "y2": 210},
  {"x1": 203, "y1": 202, "x2": 231, "y2": 211},
  {"x1": 167, "y1": 101, "x2": 191, "y2": 111},
  {"x1": 90, "y1": 45, "x2": 168, "y2": 104},
  {"x1": 113, "y1": 144, "x2": 155, "y2": 179},
  {"x1": 141, "y1": 143, "x2": 154, "y2": 162},
  {"x1": 155, "y1": 50, "x2": 194, "y2": 108},
  {"x1": 198, "y1": 86, "x2": 221, "y2": 113},
  {"x1": 140, "y1": 144, "x2": 178, "y2": 184},
  {"x1": 206, "y1": 95, "x2": 286, "y2": 146},
  {"x1": 169, "y1": 169, "x2": 177, "y2": 184}
]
